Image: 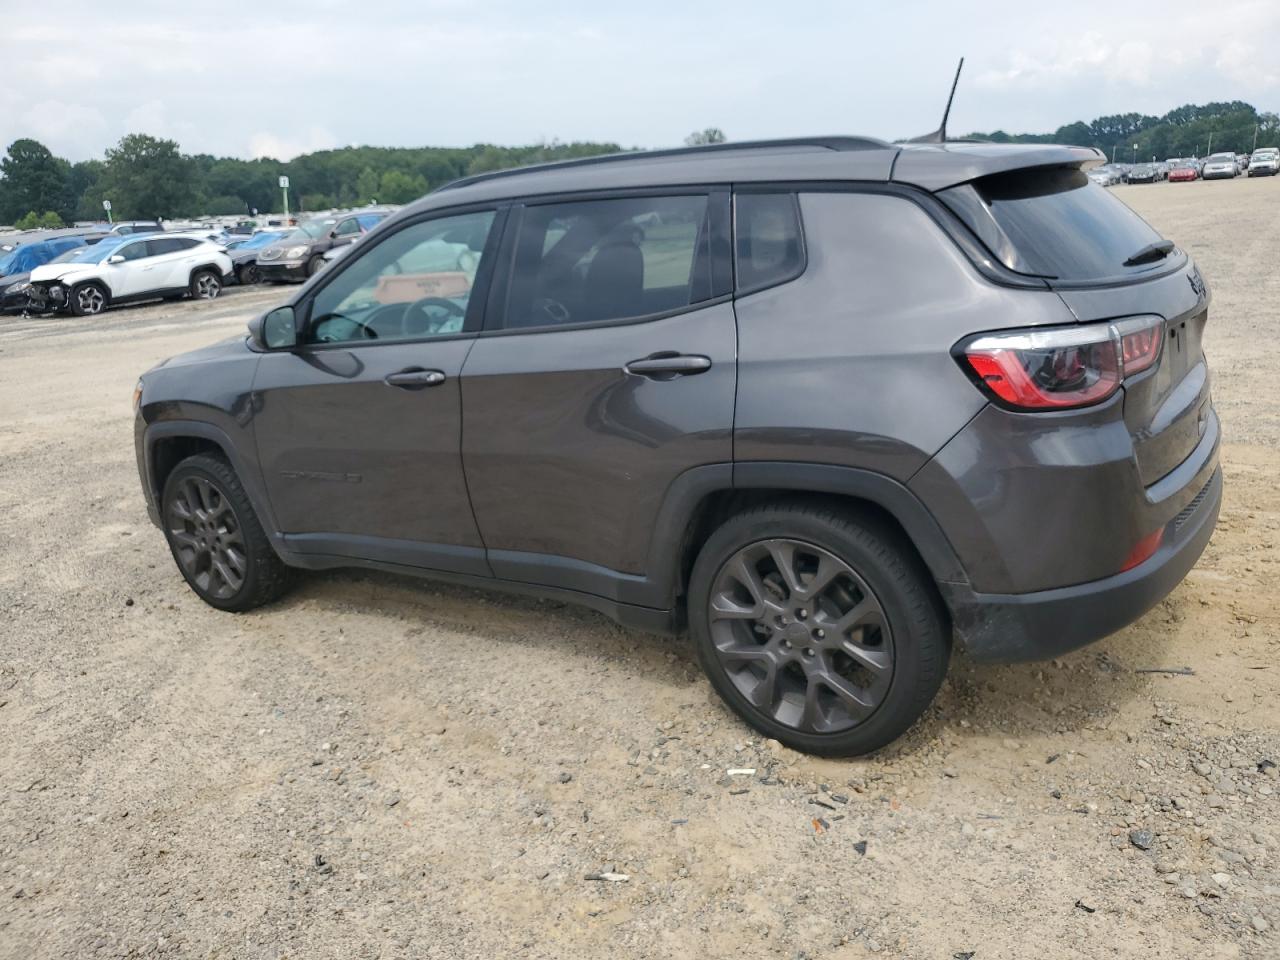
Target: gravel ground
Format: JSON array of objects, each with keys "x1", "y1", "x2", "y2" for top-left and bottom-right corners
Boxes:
[{"x1": 1, "y1": 177, "x2": 1277, "y2": 960}]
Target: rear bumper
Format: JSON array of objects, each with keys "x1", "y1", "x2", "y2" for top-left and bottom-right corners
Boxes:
[{"x1": 946, "y1": 465, "x2": 1221, "y2": 662}]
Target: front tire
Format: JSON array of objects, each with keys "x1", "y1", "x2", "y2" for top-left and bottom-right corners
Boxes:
[
  {"x1": 688, "y1": 501, "x2": 949, "y2": 756},
  {"x1": 237, "y1": 263, "x2": 259, "y2": 285},
  {"x1": 306, "y1": 255, "x2": 325, "y2": 277},
  {"x1": 69, "y1": 281, "x2": 108, "y2": 317},
  {"x1": 190, "y1": 269, "x2": 222, "y2": 300},
  {"x1": 161, "y1": 454, "x2": 292, "y2": 612}
]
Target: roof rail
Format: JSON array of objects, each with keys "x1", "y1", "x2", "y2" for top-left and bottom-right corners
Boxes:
[{"x1": 437, "y1": 136, "x2": 892, "y2": 192}]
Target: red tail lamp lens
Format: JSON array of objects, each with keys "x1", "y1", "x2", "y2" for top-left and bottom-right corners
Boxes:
[
  {"x1": 959, "y1": 316, "x2": 1164, "y2": 411},
  {"x1": 1120, "y1": 527, "x2": 1164, "y2": 572}
]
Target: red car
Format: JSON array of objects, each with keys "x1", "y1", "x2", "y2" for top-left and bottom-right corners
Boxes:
[{"x1": 1169, "y1": 163, "x2": 1199, "y2": 182}]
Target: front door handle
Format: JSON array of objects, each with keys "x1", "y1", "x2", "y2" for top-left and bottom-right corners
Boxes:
[
  {"x1": 624, "y1": 353, "x2": 712, "y2": 378},
  {"x1": 384, "y1": 368, "x2": 445, "y2": 389}
]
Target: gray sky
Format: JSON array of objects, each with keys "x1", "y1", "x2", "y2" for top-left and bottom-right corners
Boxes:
[{"x1": 2, "y1": 0, "x2": 1277, "y2": 161}]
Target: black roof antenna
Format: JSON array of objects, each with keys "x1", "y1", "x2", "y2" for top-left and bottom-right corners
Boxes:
[{"x1": 907, "y1": 57, "x2": 965, "y2": 143}]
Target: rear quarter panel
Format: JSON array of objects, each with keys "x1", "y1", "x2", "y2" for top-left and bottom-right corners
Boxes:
[{"x1": 733, "y1": 190, "x2": 1078, "y2": 479}]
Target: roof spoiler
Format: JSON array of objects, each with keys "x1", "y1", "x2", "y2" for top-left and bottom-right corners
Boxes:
[{"x1": 906, "y1": 58, "x2": 964, "y2": 144}]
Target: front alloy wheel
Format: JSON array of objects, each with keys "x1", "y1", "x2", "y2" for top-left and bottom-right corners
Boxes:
[
  {"x1": 160, "y1": 454, "x2": 292, "y2": 611},
  {"x1": 74, "y1": 284, "x2": 105, "y2": 315},
  {"x1": 166, "y1": 474, "x2": 247, "y2": 601}
]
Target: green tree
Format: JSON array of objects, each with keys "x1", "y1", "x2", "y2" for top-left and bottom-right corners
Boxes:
[
  {"x1": 100, "y1": 134, "x2": 196, "y2": 219},
  {"x1": 685, "y1": 128, "x2": 726, "y2": 146},
  {"x1": 355, "y1": 166, "x2": 380, "y2": 203},
  {"x1": 0, "y1": 139, "x2": 69, "y2": 224},
  {"x1": 377, "y1": 170, "x2": 428, "y2": 204}
]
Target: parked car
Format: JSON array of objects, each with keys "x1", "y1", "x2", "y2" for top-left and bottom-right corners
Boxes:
[
  {"x1": 1201, "y1": 153, "x2": 1239, "y2": 180},
  {"x1": 0, "y1": 234, "x2": 100, "y2": 313},
  {"x1": 226, "y1": 230, "x2": 289, "y2": 284},
  {"x1": 255, "y1": 212, "x2": 389, "y2": 282},
  {"x1": 1087, "y1": 165, "x2": 1121, "y2": 186},
  {"x1": 1127, "y1": 163, "x2": 1158, "y2": 184},
  {"x1": 132, "y1": 137, "x2": 1220, "y2": 756},
  {"x1": 107, "y1": 221, "x2": 165, "y2": 236},
  {"x1": 28, "y1": 233, "x2": 231, "y2": 316},
  {"x1": 1249, "y1": 148, "x2": 1279, "y2": 176},
  {"x1": 1154, "y1": 161, "x2": 1170, "y2": 180},
  {"x1": 1168, "y1": 161, "x2": 1199, "y2": 182}
]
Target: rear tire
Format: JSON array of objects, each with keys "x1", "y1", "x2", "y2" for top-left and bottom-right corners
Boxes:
[
  {"x1": 161, "y1": 454, "x2": 292, "y2": 612},
  {"x1": 190, "y1": 269, "x2": 221, "y2": 300},
  {"x1": 68, "y1": 281, "x2": 108, "y2": 317},
  {"x1": 688, "y1": 501, "x2": 949, "y2": 756}
]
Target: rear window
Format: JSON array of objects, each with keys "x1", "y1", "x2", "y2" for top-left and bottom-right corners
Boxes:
[
  {"x1": 734, "y1": 193, "x2": 804, "y2": 293},
  {"x1": 940, "y1": 166, "x2": 1167, "y2": 281}
]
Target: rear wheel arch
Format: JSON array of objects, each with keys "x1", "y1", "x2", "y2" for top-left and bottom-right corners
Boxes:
[{"x1": 651, "y1": 462, "x2": 969, "y2": 616}]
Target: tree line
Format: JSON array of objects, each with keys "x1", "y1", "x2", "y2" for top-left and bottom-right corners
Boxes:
[
  {"x1": 0, "y1": 136, "x2": 628, "y2": 226},
  {"x1": 966, "y1": 100, "x2": 1279, "y2": 164},
  {"x1": 1, "y1": 104, "x2": 1274, "y2": 226}
]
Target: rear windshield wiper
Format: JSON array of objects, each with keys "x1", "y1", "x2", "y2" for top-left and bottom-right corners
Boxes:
[{"x1": 1123, "y1": 239, "x2": 1175, "y2": 267}]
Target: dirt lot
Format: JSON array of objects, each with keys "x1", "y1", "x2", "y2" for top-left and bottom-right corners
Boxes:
[{"x1": 1, "y1": 178, "x2": 1277, "y2": 960}]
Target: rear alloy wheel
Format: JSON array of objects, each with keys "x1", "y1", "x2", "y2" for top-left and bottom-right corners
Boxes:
[
  {"x1": 69, "y1": 282, "x2": 107, "y2": 317},
  {"x1": 162, "y1": 454, "x2": 291, "y2": 611},
  {"x1": 689, "y1": 503, "x2": 949, "y2": 756},
  {"x1": 191, "y1": 269, "x2": 221, "y2": 300}
]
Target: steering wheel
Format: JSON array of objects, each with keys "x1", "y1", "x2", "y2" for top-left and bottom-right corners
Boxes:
[
  {"x1": 311, "y1": 312, "x2": 379, "y2": 342},
  {"x1": 403, "y1": 296, "x2": 466, "y2": 337}
]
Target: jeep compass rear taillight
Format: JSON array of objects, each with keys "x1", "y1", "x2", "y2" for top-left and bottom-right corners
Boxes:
[{"x1": 957, "y1": 316, "x2": 1163, "y2": 411}]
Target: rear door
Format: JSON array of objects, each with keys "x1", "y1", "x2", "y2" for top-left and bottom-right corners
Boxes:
[
  {"x1": 147, "y1": 237, "x2": 201, "y2": 289},
  {"x1": 459, "y1": 190, "x2": 735, "y2": 603},
  {"x1": 251, "y1": 206, "x2": 505, "y2": 574}
]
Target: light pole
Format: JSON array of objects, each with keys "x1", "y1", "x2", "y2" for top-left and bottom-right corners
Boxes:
[
  {"x1": 1254, "y1": 124, "x2": 1260, "y2": 152},
  {"x1": 1207, "y1": 132, "x2": 1214, "y2": 155},
  {"x1": 1132, "y1": 143, "x2": 1138, "y2": 164},
  {"x1": 279, "y1": 175, "x2": 290, "y2": 224},
  {"x1": 102, "y1": 199, "x2": 113, "y2": 225},
  {"x1": 1111, "y1": 144, "x2": 1117, "y2": 163}
]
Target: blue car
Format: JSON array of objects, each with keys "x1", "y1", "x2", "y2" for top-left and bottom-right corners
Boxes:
[{"x1": 0, "y1": 235, "x2": 102, "y2": 313}]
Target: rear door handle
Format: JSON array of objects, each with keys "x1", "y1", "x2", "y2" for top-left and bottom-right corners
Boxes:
[
  {"x1": 624, "y1": 353, "x2": 712, "y2": 378},
  {"x1": 384, "y1": 368, "x2": 445, "y2": 389}
]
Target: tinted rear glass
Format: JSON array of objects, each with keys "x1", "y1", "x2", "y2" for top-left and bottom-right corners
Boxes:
[{"x1": 941, "y1": 167, "x2": 1166, "y2": 281}]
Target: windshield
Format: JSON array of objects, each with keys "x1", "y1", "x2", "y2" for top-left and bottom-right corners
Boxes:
[
  {"x1": 58, "y1": 235, "x2": 128, "y2": 264},
  {"x1": 941, "y1": 166, "x2": 1167, "y2": 281},
  {"x1": 296, "y1": 219, "x2": 336, "y2": 240}
]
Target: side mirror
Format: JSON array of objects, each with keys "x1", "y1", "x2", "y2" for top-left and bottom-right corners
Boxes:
[
  {"x1": 108, "y1": 255, "x2": 125, "y2": 264},
  {"x1": 249, "y1": 305, "x2": 298, "y2": 350}
]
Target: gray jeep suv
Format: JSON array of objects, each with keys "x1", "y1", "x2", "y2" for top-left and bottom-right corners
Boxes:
[{"x1": 133, "y1": 137, "x2": 1221, "y2": 755}]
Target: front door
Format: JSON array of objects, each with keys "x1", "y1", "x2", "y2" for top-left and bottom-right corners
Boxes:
[
  {"x1": 105, "y1": 237, "x2": 156, "y2": 298},
  {"x1": 460, "y1": 192, "x2": 735, "y2": 603},
  {"x1": 251, "y1": 207, "x2": 503, "y2": 575}
]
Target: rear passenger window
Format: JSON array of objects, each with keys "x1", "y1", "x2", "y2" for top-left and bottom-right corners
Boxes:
[
  {"x1": 734, "y1": 193, "x2": 804, "y2": 293},
  {"x1": 501, "y1": 194, "x2": 711, "y2": 329}
]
